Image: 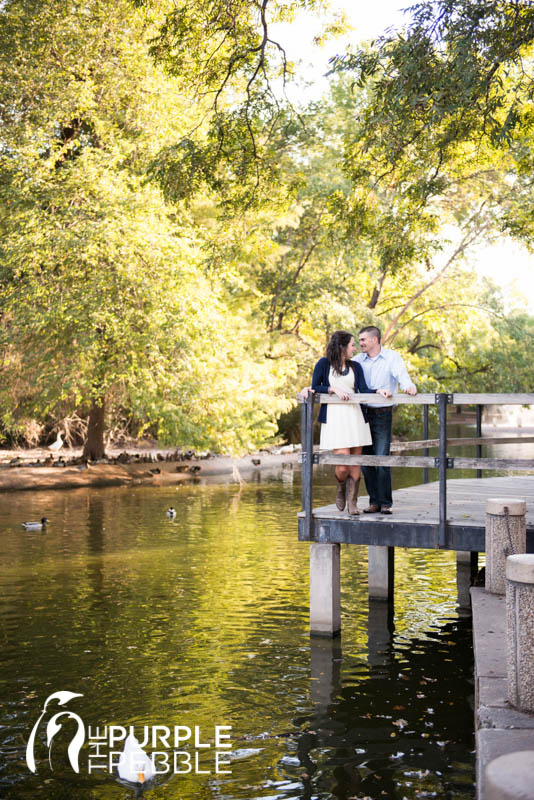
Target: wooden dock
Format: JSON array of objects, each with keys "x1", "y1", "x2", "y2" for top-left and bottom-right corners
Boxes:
[
  {"x1": 298, "y1": 393, "x2": 534, "y2": 634},
  {"x1": 298, "y1": 476, "x2": 534, "y2": 552}
]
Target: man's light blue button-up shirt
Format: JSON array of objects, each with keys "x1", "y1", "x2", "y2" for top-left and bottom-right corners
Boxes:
[{"x1": 353, "y1": 348, "x2": 415, "y2": 407}]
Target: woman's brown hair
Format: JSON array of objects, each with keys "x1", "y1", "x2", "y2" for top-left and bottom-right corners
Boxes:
[{"x1": 326, "y1": 330, "x2": 353, "y2": 375}]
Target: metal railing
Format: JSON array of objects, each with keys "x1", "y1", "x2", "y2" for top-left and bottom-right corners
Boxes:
[{"x1": 299, "y1": 393, "x2": 534, "y2": 548}]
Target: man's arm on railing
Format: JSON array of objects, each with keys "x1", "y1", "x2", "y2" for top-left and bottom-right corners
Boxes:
[{"x1": 390, "y1": 351, "x2": 417, "y2": 395}]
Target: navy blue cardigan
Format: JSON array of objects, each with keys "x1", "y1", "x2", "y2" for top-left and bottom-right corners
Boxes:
[{"x1": 312, "y1": 357, "x2": 375, "y2": 424}]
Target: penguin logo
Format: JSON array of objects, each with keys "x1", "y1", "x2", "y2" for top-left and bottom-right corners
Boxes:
[{"x1": 26, "y1": 691, "x2": 85, "y2": 774}]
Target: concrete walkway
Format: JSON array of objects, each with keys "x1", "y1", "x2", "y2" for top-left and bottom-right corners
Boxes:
[{"x1": 471, "y1": 587, "x2": 534, "y2": 799}]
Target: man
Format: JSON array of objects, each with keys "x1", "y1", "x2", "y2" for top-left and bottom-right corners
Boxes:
[{"x1": 355, "y1": 326, "x2": 417, "y2": 515}]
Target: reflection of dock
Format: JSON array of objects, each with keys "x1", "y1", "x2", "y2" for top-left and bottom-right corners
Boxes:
[{"x1": 299, "y1": 476, "x2": 534, "y2": 552}]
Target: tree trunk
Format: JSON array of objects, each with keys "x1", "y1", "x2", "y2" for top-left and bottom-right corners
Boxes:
[
  {"x1": 83, "y1": 398, "x2": 106, "y2": 460},
  {"x1": 368, "y1": 270, "x2": 387, "y2": 309}
]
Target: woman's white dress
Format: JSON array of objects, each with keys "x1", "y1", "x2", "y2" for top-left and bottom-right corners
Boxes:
[{"x1": 319, "y1": 367, "x2": 373, "y2": 450}]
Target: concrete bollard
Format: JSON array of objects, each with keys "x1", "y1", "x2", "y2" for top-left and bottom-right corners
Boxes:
[
  {"x1": 485, "y1": 751, "x2": 534, "y2": 800},
  {"x1": 485, "y1": 498, "x2": 526, "y2": 594},
  {"x1": 506, "y1": 554, "x2": 534, "y2": 711}
]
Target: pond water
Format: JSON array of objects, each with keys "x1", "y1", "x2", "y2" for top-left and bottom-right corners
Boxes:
[
  {"x1": 5, "y1": 412, "x2": 533, "y2": 800},
  {"x1": 1, "y1": 461, "x2": 477, "y2": 800}
]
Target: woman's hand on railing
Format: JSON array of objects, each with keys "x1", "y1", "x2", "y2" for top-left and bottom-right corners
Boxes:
[
  {"x1": 377, "y1": 388, "x2": 392, "y2": 398},
  {"x1": 300, "y1": 386, "x2": 314, "y2": 400},
  {"x1": 330, "y1": 387, "x2": 350, "y2": 401}
]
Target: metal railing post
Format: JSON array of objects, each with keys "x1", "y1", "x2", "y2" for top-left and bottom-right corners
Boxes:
[
  {"x1": 423, "y1": 404, "x2": 429, "y2": 484},
  {"x1": 439, "y1": 393, "x2": 448, "y2": 548},
  {"x1": 476, "y1": 404, "x2": 483, "y2": 479},
  {"x1": 301, "y1": 399, "x2": 307, "y2": 512},
  {"x1": 302, "y1": 393, "x2": 315, "y2": 539}
]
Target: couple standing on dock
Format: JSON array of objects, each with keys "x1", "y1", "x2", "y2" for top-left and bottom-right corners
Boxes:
[{"x1": 302, "y1": 326, "x2": 417, "y2": 516}]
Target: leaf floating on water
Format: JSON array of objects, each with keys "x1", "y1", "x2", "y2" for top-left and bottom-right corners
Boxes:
[
  {"x1": 393, "y1": 705, "x2": 405, "y2": 711},
  {"x1": 393, "y1": 719, "x2": 408, "y2": 729},
  {"x1": 227, "y1": 748, "x2": 262, "y2": 761}
]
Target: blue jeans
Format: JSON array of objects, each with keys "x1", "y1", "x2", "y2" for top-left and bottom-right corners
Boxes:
[{"x1": 362, "y1": 408, "x2": 393, "y2": 508}]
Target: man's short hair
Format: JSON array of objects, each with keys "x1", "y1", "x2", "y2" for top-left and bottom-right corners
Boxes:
[{"x1": 359, "y1": 325, "x2": 381, "y2": 343}]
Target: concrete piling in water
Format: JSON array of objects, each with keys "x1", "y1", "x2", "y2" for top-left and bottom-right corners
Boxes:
[
  {"x1": 485, "y1": 498, "x2": 526, "y2": 595},
  {"x1": 456, "y1": 551, "x2": 478, "y2": 615},
  {"x1": 456, "y1": 550, "x2": 472, "y2": 564},
  {"x1": 368, "y1": 545, "x2": 394, "y2": 602},
  {"x1": 309, "y1": 543, "x2": 340, "y2": 636},
  {"x1": 456, "y1": 559, "x2": 472, "y2": 616},
  {"x1": 485, "y1": 751, "x2": 534, "y2": 800},
  {"x1": 506, "y1": 554, "x2": 534, "y2": 712}
]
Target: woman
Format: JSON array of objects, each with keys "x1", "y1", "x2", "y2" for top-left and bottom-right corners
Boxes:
[{"x1": 308, "y1": 330, "x2": 391, "y2": 515}]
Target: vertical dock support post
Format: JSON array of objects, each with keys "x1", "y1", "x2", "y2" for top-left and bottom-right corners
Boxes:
[
  {"x1": 423, "y1": 404, "x2": 429, "y2": 485},
  {"x1": 303, "y1": 394, "x2": 340, "y2": 637},
  {"x1": 506, "y1": 554, "x2": 534, "y2": 711},
  {"x1": 438, "y1": 393, "x2": 448, "y2": 548},
  {"x1": 368, "y1": 545, "x2": 394, "y2": 602},
  {"x1": 302, "y1": 393, "x2": 314, "y2": 540},
  {"x1": 456, "y1": 550, "x2": 477, "y2": 615},
  {"x1": 476, "y1": 404, "x2": 483, "y2": 479},
  {"x1": 456, "y1": 550, "x2": 478, "y2": 575},
  {"x1": 486, "y1": 498, "x2": 526, "y2": 595},
  {"x1": 310, "y1": 543, "x2": 341, "y2": 637}
]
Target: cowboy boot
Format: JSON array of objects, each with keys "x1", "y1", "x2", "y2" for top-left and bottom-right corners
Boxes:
[
  {"x1": 335, "y1": 474, "x2": 347, "y2": 511},
  {"x1": 346, "y1": 476, "x2": 360, "y2": 515}
]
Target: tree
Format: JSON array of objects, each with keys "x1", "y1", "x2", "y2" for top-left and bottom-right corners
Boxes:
[
  {"x1": 146, "y1": 0, "x2": 349, "y2": 208},
  {"x1": 0, "y1": 0, "x2": 291, "y2": 456},
  {"x1": 333, "y1": 1, "x2": 534, "y2": 171}
]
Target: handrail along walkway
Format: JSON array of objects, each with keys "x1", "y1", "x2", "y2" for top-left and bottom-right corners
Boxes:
[{"x1": 299, "y1": 392, "x2": 534, "y2": 548}]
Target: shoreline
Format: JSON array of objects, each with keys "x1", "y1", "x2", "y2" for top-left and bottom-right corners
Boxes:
[{"x1": 0, "y1": 446, "x2": 301, "y2": 493}]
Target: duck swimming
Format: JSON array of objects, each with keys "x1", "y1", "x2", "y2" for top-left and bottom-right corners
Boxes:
[
  {"x1": 22, "y1": 518, "x2": 48, "y2": 530},
  {"x1": 118, "y1": 733, "x2": 155, "y2": 784},
  {"x1": 166, "y1": 507, "x2": 176, "y2": 518}
]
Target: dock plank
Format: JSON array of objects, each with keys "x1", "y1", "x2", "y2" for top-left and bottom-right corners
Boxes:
[{"x1": 298, "y1": 476, "x2": 534, "y2": 551}]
